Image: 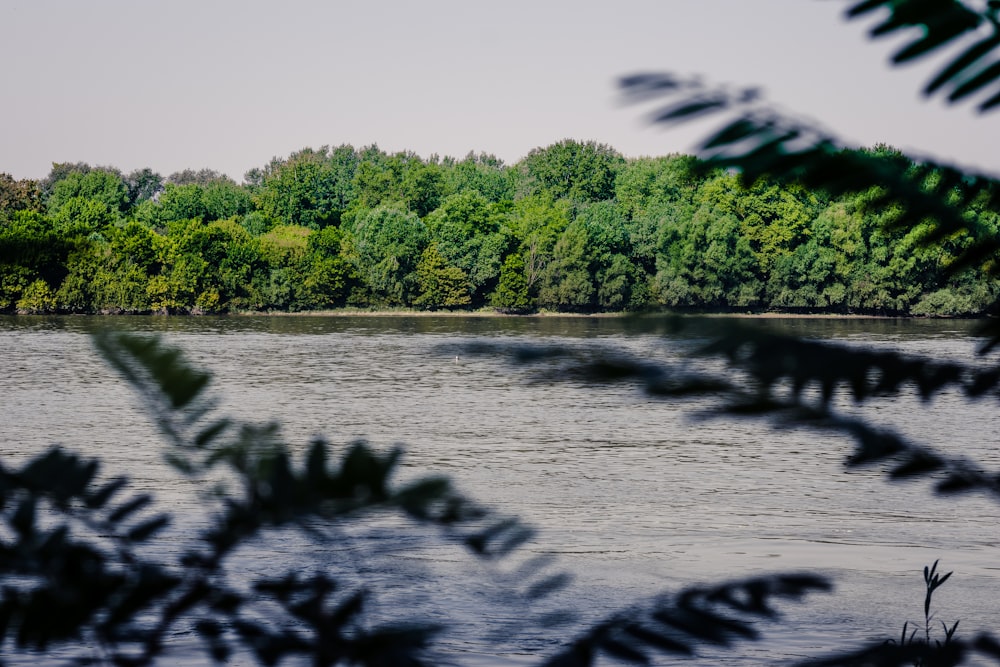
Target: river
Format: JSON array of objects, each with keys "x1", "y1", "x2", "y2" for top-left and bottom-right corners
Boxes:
[{"x1": 1, "y1": 314, "x2": 999, "y2": 665}]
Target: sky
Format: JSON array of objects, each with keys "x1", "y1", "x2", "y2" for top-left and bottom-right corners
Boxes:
[{"x1": 2, "y1": 0, "x2": 998, "y2": 181}]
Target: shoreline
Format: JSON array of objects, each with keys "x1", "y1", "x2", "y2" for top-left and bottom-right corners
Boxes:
[
  {"x1": 221, "y1": 307, "x2": 968, "y2": 320},
  {"x1": 35, "y1": 308, "x2": 972, "y2": 320}
]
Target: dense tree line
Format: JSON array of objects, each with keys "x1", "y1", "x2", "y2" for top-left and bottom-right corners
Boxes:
[{"x1": 2, "y1": 140, "x2": 996, "y2": 317}]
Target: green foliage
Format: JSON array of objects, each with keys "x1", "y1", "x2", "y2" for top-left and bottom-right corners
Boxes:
[
  {"x1": 538, "y1": 221, "x2": 595, "y2": 310},
  {"x1": 523, "y1": 139, "x2": 625, "y2": 202},
  {"x1": 53, "y1": 222, "x2": 160, "y2": 313},
  {"x1": 401, "y1": 161, "x2": 445, "y2": 217},
  {"x1": 167, "y1": 168, "x2": 231, "y2": 186},
  {"x1": 8, "y1": 128, "x2": 1000, "y2": 314},
  {"x1": 652, "y1": 207, "x2": 761, "y2": 308},
  {"x1": 0, "y1": 210, "x2": 74, "y2": 309},
  {"x1": 50, "y1": 197, "x2": 118, "y2": 237},
  {"x1": 253, "y1": 146, "x2": 357, "y2": 229},
  {"x1": 911, "y1": 283, "x2": 1000, "y2": 317},
  {"x1": 350, "y1": 146, "x2": 435, "y2": 214},
  {"x1": 40, "y1": 161, "x2": 93, "y2": 201},
  {"x1": 202, "y1": 180, "x2": 254, "y2": 221},
  {"x1": 424, "y1": 191, "x2": 511, "y2": 304},
  {"x1": 575, "y1": 201, "x2": 646, "y2": 310},
  {"x1": 696, "y1": 173, "x2": 818, "y2": 271},
  {"x1": 345, "y1": 205, "x2": 428, "y2": 307},
  {"x1": 492, "y1": 252, "x2": 532, "y2": 312},
  {"x1": 0, "y1": 173, "x2": 42, "y2": 217},
  {"x1": 156, "y1": 183, "x2": 210, "y2": 223},
  {"x1": 298, "y1": 226, "x2": 353, "y2": 310},
  {"x1": 259, "y1": 224, "x2": 310, "y2": 265},
  {"x1": 123, "y1": 167, "x2": 165, "y2": 206},
  {"x1": 614, "y1": 154, "x2": 700, "y2": 220},
  {"x1": 10, "y1": 2, "x2": 1000, "y2": 665},
  {"x1": 414, "y1": 243, "x2": 472, "y2": 309},
  {"x1": 442, "y1": 151, "x2": 516, "y2": 202},
  {"x1": 14, "y1": 278, "x2": 56, "y2": 313},
  {"x1": 150, "y1": 181, "x2": 251, "y2": 226},
  {"x1": 47, "y1": 169, "x2": 129, "y2": 218},
  {"x1": 619, "y1": 75, "x2": 1000, "y2": 301},
  {"x1": 508, "y1": 195, "x2": 572, "y2": 300}
]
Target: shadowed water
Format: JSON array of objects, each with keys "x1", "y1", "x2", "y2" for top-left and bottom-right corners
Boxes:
[{"x1": 1, "y1": 314, "x2": 998, "y2": 665}]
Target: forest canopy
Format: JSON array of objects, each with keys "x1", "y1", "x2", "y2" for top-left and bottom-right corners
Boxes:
[{"x1": 2, "y1": 140, "x2": 997, "y2": 317}]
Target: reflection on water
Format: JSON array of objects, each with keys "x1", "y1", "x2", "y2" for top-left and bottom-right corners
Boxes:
[{"x1": 0, "y1": 314, "x2": 998, "y2": 665}]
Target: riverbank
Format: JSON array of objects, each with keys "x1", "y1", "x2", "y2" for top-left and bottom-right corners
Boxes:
[{"x1": 227, "y1": 307, "x2": 931, "y2": 320}]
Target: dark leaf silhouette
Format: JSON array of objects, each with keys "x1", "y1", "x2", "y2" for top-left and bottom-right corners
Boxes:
[{"x1": 542, "y1": 574, "x2": 830, "y2": 666}]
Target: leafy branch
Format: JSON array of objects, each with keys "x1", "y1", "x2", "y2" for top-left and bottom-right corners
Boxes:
[
  {"x1": 846, "y1": 0, "x2": 1000, "y2": 112},
  {"x1": 542, "y1": 574, "x2": 830, "y2": 666}
]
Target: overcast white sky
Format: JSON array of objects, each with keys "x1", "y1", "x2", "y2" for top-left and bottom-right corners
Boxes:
[{"x1": 1, "y1": 0, "x2": 997, "y2": 181}]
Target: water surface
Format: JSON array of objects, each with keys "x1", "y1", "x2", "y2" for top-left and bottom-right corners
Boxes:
[{"x1": 1, "y1": 314, "x2": 998, "y2": 665}]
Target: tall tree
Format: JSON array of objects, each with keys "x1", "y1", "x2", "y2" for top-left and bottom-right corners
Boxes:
[
  {"x1": 424, "y1": 192, "x2": 511, "y2": 305},
  {"x1": 344, "y1": 205, "x2": 428, "y2": 306},
  {"x1": 0, "y1": 174, "x2": 41, "y2": 216},
  {"x1": 166, "y1": 168, "x2": 231, "y2": 186},
  {"x1": 47, "y1": 169, "x2": 129, "y2": 218},
  {"x1": 124, "y1": 168, "x2": 165, "y2": 207},
  {"x1": 522, "y1": 139, "x2": 625, "y2": 202},
  {"x1": 254, "y1": 146, "x2": 358, "y2": 229}
]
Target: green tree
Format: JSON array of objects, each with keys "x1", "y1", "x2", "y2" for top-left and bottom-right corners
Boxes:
[
  {"x1": 0, "y1": 210, "x2": 74, "y2": 311},
  {"x1": 401, "y1": 161, "x2": 444, "y2": 217},
  {"x1": 538, "y1": 221, "x2": 594, "y2": 310},
  {"x1": 344, "y1": 205, "x2": 428, "y2": 307},
  {"x1": 0, "y1": 173, "x2": 42, "y2": 217},
  {"x1": 506, "y1": 195, "x2": 572, "y2": 302},
  {"x1": 123, "y1": 168, "x2": 165, "y2": 207},
  {"x1": 147, "y1": 180, "x2": 251, "y2": 228},
  {"x1": 298, "y1": 225, "x2": 353, "y2": 310},
  {"x1": 652, "y1": 206, "x2": 760, "y2": 308},
  {"x1": 574, "y1": 201, "x2": 644, "y2": 310},
  {"x1": 14, "y1": 277, "x2": 57, "y2": 313},
  {"x1": 614, "y1": 153, "x2": 700, "y2": 220},
  {"x1": 253, "y1": 146, "x2": 358, "y2": 229},
  {"x1": 56, "y1": 221, "x2": 160, "y2": 313},
  {"x1": 694, "y1": 172, "x2": 818, "y2": 273},
  {"x1": 522, "y1": 139, "x2": 625, "y2": 202},
  {"x1": 254, "y1": 224, "x2": 312, "y2": 310},
  {"x1": 167, "y1": 168, "x2": 231, "y2": 186},
  {"x1": 201, "y1": 180, "x2": 253, "y2": 222},
  {"x1": 414, "y1": 243, "x2": 472, "y2": 309},
  {"x1": 424, "y1": 191, "x2": 512, "y2": 305},
  {"x1": 47, "y1": 169, "x2": 129, "y2": 219},
  {"x1": 50, "y1": 196, "x2": 119, "y2": 236},
  {"x1": 441, "y1": 152, "x2": 516, "y2": 202},
  {"x1": 40, "y1": 161, "x2": 92, "y2": 201},
  {"x1": 350, "y1": 146, "x2": 416, "y2": 212},
  {"x1": 151, "y1": 183, "x2": 207, "y2": 225},
  {"x1": 491, "y1": 252, "x2": 531, "y2": 312}
]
